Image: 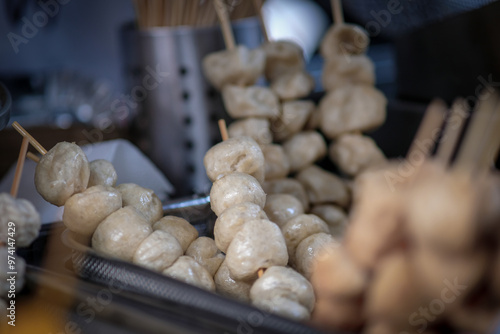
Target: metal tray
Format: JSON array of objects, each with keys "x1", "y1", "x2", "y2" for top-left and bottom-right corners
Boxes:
[{"x1": 60, "y1": 196, "x2": 324, "y2": 334}]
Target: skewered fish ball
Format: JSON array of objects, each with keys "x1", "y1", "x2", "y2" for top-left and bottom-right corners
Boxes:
[
  {"x1": 202, "y1": 45, "x2": 265, "y2": 90},
  {"x1": 311, "y1": 246, "x2": 368, "y2": 299},
  {"x1": 34, "y1": 141, "x2": 90, "y2": 206},
  {"x1": 281, "y1": 214, "x2": 330, "y2": 262},
  {"x1": 209, "y1": 172, "x2": 266, "y2": 217},
  {"x1": 0, "y1": 193, "x2": 41, "y2": 248},
  {"x1": 329, "y1": 133, "x2": 386, "y2": 177},
  {"x1": 319, "y1": 85, "x2": 387, "y2": 139},
  {"x1": 310, "y1": 204, "x2": 348, "y2": 237},
  {"x1": 406, "y1": 169, "x2": 479, "y2": 253},
  {"x1": 312, "y1": 295, "x2": 364, "y2": 332},
  {"x1": 320, "y1": 24, "x2": 369, "y2": 59},
  {"x1": 203, "y1": 136, "x2": 265, "y2": 184},
  {"x1": 132, "y1": 230, "x2": 183, "y2": 272},
  {"x1": 62, "y1": 185, "x2": 122, "y2": 237},
  {"x1": 311, "y1": 247, "x2": 369, "y2": 331},
  {"x1": 116, "y1": 183, "x2": 163, "y2": 224},
  {"x1": 322, "y1": 54, "x2": 374, "y2": 92},
  {"x1": 185, "y1": 237, "x2": 225, "y2": 277},
  {"x1": 283, "y1": 131, "x2": 327, "y2": 172},
  {"x1": 262, "y1": 178, "x2": 310, "y2": 211},
  {"x1": 270, "y1": 70, "x2": 314, "y2": 101},
  {"x1": 365, "y1": 253, "x2": 424, "y2": 328},
  {"x1": 92, "y1": 206, "x2": 153, "y2": 262},
  {"x1": 214, "y1": 260, "x2": 254, "y2": 303},
  {"x1": 153, "y1": 216, "x2": 199, "y2": 252},
  {"x1": 163, "y1": 256, "x2": 215, "y2": 292},
  {"x1": 88, "y1": 159, "x2": 117, "y2": 187},
  {"x1": 261, "y1": 144, "x2": 290, "y2": 180},
  {"x1": 296, "y1": 165, "x2": 349, "y2": 207},
  {"x1": 222, "y1": 85, "x2": 280, "y2": 119},
  {"x1": 272, "y1": 100, "x2": 314, "y2": 142},
  {"x1": 225, "y1": 219, "x2": 288, "y2": 280},
  {"x1": 343, "y1": 167, "x2": 405, "y2": 269},
  {"x1": 411, "y1": 242, "x2": 489, "y2": 301},
  {"x1": 228, "y1": 118, "x2": 272, "y2": 145},
  {"x1": 263, "y1": 194, "x2": 304, "y2": 228},
  {"x1": 262, "y1": 40, "x2": 305, "y2": 81},
  {"x1": 250, "y1": 266, "x2": 315, "y2": 321},
  {"x1": 214, "y1": 202, "x2": 268, "y2": 253},
  {"x1": 294, "y1": 232, "x2": 339, "y2": 279}
]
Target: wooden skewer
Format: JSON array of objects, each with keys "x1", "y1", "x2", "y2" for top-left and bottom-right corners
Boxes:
[
  {"x1": 253, "y1": 0, "x2": 269, "y2": 42},
  {"x1": 188, "y1": 0, "x2": 198, "y2": 26},
  {"x1": 140, "y1": 0, "x2": 149, "y2": 28},
  {"x1": 27, "y1": 152, "x2": 40, "y2": 163},
  {"x1": 214, "y1": 0, "x2": 236, "y2": 50},
  {"x1": 455, "y1": 91, "x2": 497, "y2": 169},
  {"x1": 218, "y1": 119, "x2": 229, "y2": 141},
  {"x1": 157, "y1": 0, "x2": 164, "y2": 26},
  {"x1": 406, "y1": 99, "x2": 447, "y2": 160},
  {"x1": 435, "y1": 98, "x2": 468, "y2": 164},
  {"x1": 10, "y1": 137, "x2": 30, "y2": 198},
  {"x1": 170, "y1": 0, "x2": 178, "y2": 26},
  {"x1": 148, "y1": 0, "x2": 156, "y2": 27},
  {"x1": 476, "y1": 93, "x2": 500, "y2": 170},
  {"x1": 257, "y1": 268, "x2": 265, "y2": 278},
  {"x1": 163, "y1": 0, "x2": 170, "y2": 27},
  {"x1": 12, "y1": 121, "x2": 47, "y2": 155},
  {"x1": 331, "y1": 0, "x2": 344, "y2": 25},
  {"x1": 178, "y1": 0, "x2": 186, "y2": 26}
]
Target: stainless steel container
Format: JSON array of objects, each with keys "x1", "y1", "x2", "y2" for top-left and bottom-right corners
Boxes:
[{"x1": 121, "y1": 18, "x2": 261, "y2": 196}]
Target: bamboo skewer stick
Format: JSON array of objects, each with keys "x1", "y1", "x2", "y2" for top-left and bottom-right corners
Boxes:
[
  {"x1": 170, "y1": 0, "x2": 178, "y2": 26},
  {"x1": 253, "y1": 0, "x2": 269, "y2": 42},
  {"x1": 218, "y1": 119, "x2": 229, "y2": 141},
  {"x1": 27, "y1": 152, "x2": 40, "y2": 163},
  {"x1": 331, "y1": 0, "x2": 344, "y2": 25},
  {"x1": 214, "y1": 0, "x2": 236, "y2": 50},
  {"x1": 188, "y1": 0, "x2": 198, "y2": 26},
  {"x1": 435, "y1": 98, "x2": 468, "y2": 164},
  {"x1": 157, "y1": 0, "x2": 164, "y2": 26},
  {"x1": 406, "y1": 99, "x2": 447, "y2": 160},
  {"x1": 178, "y1": 0, "x2": 186, "y2": 26},
  {"x1": 12, "y1": 121, "x2": 47, "y2": 155},
  {"x1": 163, "y1": 1, "x2": 172, "y2": 26},
  {"x1": 455, "y1": 91, "x2": 497, "y2": 169},
  {"x1": 475, "y1": 93, "x2": 500, "y2": 170},
  {"x1": 148, "y1": 0, "x2": 155, "y2": 27},
  {"x1": 10, "y1": 137, "x2": 30, "y2": 198}
]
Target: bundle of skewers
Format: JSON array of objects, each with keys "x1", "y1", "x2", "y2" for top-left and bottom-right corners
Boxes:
[
  {"x1": 311, "y1": 94, "x2": 500, "y2": 333},
  {"x1": 132, "y1": 0, "x2": 257, "y2": 29}
]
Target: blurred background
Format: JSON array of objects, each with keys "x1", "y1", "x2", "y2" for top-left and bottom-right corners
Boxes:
[{"x1": 1, "y1": 0, "x2": 499, "y2": 196}]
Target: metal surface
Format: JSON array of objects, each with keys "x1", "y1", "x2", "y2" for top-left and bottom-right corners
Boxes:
[
  {"x1": 121, "y1": 18, "x2": 261, "y2": 196},
  {"x1": 57, "y1": 195, "x2": 323, "y2": 333},
  {"x1": 0, "y1": 81, "x2": 11, "y2": 130},
  {"x1": 162, "y1": 195, "x2": 215, "y2": 237},
  {"x1": 60, "y1": 243, "x2": 322, "y2": 334}
]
